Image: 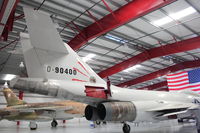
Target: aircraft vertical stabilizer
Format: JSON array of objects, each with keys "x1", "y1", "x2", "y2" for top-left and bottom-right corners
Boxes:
[
  {"x1": 21, "y1": 7, "x2": 105, "y2": 84},
  {"x1": 2, "y1": 87, "x2": 26, "y2": 107}
]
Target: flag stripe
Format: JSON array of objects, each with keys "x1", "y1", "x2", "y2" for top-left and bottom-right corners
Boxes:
[
  {"x1": 168, "y1": 80, "x2": 189, "y2": 85},
  {"x1": 167, "y1": 77, "x2": 188, "y2": 83},
  {"x1": 167, "y1": 75, "x2": 188, "y2": 80},
  {"x1": 168, "y1": 82, "x2": 189, "y2": 87},
  {"x1": 167, "y1": 71, "x2": 187, "y2": 77},
  {"x1": 192, "y1": 88, "x2": 200, "y2": 91}
]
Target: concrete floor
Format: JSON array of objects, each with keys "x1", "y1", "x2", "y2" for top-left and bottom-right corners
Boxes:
[{"x1": 0, "y1": 118, "x2": 198, "y2": 133}]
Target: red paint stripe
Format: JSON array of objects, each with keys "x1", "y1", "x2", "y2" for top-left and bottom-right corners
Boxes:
[
  {"x1": 167, "y1": 75, "x2": 188, "y2": 80},
  {"x1": 72, "y1": 78, "x2": 88, "y2": 82},
  {"x1": 78, "y1": 61, "x2": 90, "y2": 75},
  {"x1": 167, "y1": 78, "x2": 188, "y2": 84},
  {"x1": 73, "y1": 67, "x2": 89, "y2": 77},
  {"x1": 0, "y1": 0, "x2": 9, "y2": 22}
]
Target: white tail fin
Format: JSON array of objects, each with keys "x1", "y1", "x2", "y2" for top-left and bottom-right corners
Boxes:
[{"x1": 21, "y1": 7, "x2": 105, "y2": 84}]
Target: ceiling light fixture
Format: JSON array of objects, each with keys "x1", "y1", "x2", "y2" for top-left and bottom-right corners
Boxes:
[
  {"x1": 123, "y1": 64, "x2": 141, "y2": 72},
  {"x1": 3, "y1": 74, "x2": 17, "y2": 81},
  {"x1": 82, "y1": 53, "x2": 96, "y2": 62},
  {"x1": 153, "y1": 16, "x2": 173, "y2": 26}
]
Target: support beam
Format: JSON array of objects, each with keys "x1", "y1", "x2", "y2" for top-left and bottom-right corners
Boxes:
[
  {"x1": 136, "y1": 81, "x2": 167, "y2": 90},
  {"x1": 68, "y1": 0, "x2": 176, "y2": 50},
  {"x1": 0, "y1": 0, "x2": 9, "y2": 22},
  {"x1": 98, "y1": 36, "x2": 200, "y2": 78},
  {"x1": 0, "y1": 0, "x2": 20, "y2": 41},
  {"x1": 117, "y1": 60, "x2": 200, "y2": 87}
]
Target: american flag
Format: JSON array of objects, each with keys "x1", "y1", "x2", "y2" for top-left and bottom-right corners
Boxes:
[{"x1": 167, "y1": 68, "x2": 200, "y2": 93}]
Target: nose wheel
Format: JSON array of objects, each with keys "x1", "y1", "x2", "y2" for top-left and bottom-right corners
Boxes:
[
  {"x1": 29, "y1": 121, "x2": 37, "y2": 130},
  {"x1": 122, "y1": 123, "x2": 130, "y2": 133},
  {"x1": 51, "y1": 120, "x2": 58, "y2": 127}
]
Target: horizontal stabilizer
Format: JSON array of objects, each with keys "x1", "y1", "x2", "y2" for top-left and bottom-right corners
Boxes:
[
  {"x1": 147, "y1": 102, "x2": 198, "y2": 112},
  {"x1": 160, "y1": 110, "x2": 188, "y2": 117}
]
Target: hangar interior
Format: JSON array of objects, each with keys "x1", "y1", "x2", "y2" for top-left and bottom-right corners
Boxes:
[{"x1": 0, "y1": 0, "x2": 200, "y2": 133}]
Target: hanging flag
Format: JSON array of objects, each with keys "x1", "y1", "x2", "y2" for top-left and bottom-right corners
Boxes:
[{"x1": 167, "y1": 68, "x2": 200, "y2": 93}]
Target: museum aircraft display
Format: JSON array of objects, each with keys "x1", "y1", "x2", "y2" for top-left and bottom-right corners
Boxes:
[
  {"x1": 10, "y1": 7, "x2": 200, "y2": 133},
  {"x1": 0, "y1": 84, "x2": 86, "y2": 130}
]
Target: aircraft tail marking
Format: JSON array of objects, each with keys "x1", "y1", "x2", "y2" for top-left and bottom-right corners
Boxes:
[
  {"x1": 21, "y1": 7, "x2": 105, "y2": 84},
  {"x1": 2, "y1": 87, "x2": 26, "y2": 107}
]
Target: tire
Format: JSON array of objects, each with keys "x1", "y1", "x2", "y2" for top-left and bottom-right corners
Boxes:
[
  {"x1": 51, "y1": 120, "x2": 58, "y2": 127},
  {"x1": 96, "y1": 121, "x2": 101, "y2": 125},
  {"x1": 123, "y1": 124, "x2": 130, "y2": 133},
  {"x1": 178, "y1": 119, "x2": 183, "y2": 123},
  {"x1": 30, "y1": 127, "x2": 37, "y2": 130}
]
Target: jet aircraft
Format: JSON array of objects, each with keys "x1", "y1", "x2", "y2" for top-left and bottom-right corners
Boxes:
[
  {"x1": 10, "y1": 7, "x2": 200, "y2": 133},
  {"x1": 0, "y1": 85, "x2": 86, "y2": 130}
]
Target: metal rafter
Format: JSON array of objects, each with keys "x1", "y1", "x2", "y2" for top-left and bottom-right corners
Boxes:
[
  {"x1": 117, "y1": 59, "x2": 200, "y2": 87},
  {"x1": 67, "y1": 0, "x2": 177, "y2": 50},
  {"x1": 136, "y1": 81, "x2": 167, "y2": 90},
  {"x1": 98, "y1": 36, "x2": 200, "y2": 78}
]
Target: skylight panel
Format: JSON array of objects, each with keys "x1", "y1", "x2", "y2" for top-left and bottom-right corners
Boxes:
[
  {"x1": 169, "y1": 7, "x2": 196, "y2": 20},
  {"x1": 152, "y1": 7, "x2": 196, "y2": 26}
]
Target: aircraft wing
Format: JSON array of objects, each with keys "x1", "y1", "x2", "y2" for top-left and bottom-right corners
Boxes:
[
  {"x1": 6, "y1": 106, "x2": 73, "y2": 113},
  {"x1": 147, "y1": 101, "x2": 199, "y2": 119}
]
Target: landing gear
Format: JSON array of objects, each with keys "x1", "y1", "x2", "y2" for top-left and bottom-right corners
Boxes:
[
  {"x1": 103, "y1": 121, "x2": 107, "y2": 124},
  {"x1": 193, "y1": 110, "x2": 200, "y2": 133},
  {"x1": 122, "y1": 123, "x2": 130, "y2": 133},
  {"x1": 51, "y1": 120, "x2": 58, "y2": 127},
  {"x1": 197, "y1": 118, "x2": 200, "y2": 133},
  {"x1": 29, "y1": 121, "x2": 37, "y2": 130},
  {"x1": 178, "y1": 118, "x2": 183, "y2": 123},
  {"x1": 95, "y1": 121, "x2": 101, "y2": 125}
]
